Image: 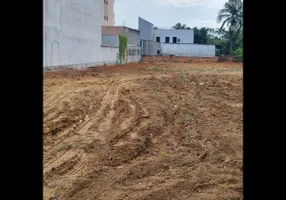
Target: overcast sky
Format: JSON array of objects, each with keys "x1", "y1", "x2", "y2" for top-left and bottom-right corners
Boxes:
[{"x1": 114, "y1": 0, "x2": 228, "y2": 29}]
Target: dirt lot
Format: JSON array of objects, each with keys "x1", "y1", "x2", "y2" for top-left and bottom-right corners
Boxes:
[{"x1": 43, "y1": 61, "x2": 243, "y2": 200}]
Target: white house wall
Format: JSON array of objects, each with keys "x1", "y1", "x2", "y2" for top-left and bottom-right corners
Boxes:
[
  {"x1": 154, "y1": 29, "x2": 194, "y2": 44},
  {"x1": 44, "y1": 0, "x2": 111, "y2": 67},
  {"x1": 160, "y1": 43, "x2": 215, "y2": 57},
  {"x1": 101, "y1": 46, "x2": 119, "y2": 64}
]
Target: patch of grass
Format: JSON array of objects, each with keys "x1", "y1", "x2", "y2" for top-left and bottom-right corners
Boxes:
[
  {"x1": 159, "y1": 151, "x2": 166, "y2": 157},
  {"x1": 182, "y1": 114, "x2": 193, "y2": 126},
  {"x1": 151, "y1": 65, "x2": 162, "y2": 70}
]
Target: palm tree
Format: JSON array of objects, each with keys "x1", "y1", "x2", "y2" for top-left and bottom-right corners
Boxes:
[{"x1": 217, "y1": 0, "x2": 243, "y2": 55}]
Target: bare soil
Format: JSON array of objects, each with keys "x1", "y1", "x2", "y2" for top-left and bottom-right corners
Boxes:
[{"x1": 43, "y1": 61, "x2": 243, "y2": 200}]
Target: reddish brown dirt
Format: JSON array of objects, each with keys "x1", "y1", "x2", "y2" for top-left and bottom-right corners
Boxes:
[
  {"x1": 43, "y1": 62, "x2": 243, "y2": 200},
  {"x1": 141, "y1": 55, "x2": 234, "y2": 63}
]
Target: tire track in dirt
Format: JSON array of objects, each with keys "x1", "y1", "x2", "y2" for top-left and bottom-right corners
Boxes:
[
  {"x1": 44, "y1": 78, "x2": 150, "y2": 199},
  {"x1": 44, "y1": 85, "x2": 103, "y2": 122},
  {"x1": 44, "y1": 80, "x2": 106, "y2": 106},
  {"x1": 77, "y1": 86, "x2": 119, "y2": 138},
  {"x1": 43, "y1": 79, "x2": 113, "y2": 125},
  {"x1": 44, "y1": 62, "x2": 242, "y2": 200}
]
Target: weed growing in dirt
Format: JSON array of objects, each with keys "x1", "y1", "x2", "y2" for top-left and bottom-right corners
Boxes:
[
  {"x1": 182, "y1": 114, "x2": 193, "y2": 126},
  {"x1": 159, "y1": 151, "x2": 166, "y2": 157},
  {"x1": 151, "y1": 65, "x2": 162, "y2": 70}
]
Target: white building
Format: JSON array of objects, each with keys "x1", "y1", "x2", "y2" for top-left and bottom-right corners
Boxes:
[
  {"x1": 154, "y1": 29, "x2": 194, "y2": 44},
  {"x1": 43, "y1": 0, "x2": 118, "y2": 68}
]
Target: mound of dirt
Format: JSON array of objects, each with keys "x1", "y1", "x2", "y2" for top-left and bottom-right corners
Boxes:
[{"x1": 43, "y1": 61, "x2": 242, "y2": 200}]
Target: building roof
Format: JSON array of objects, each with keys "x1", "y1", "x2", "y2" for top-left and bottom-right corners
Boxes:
[
  {"x1": 102, "y1": 26, "x2": 139, "y2": 35},
  {"x1": 138, "y1": 17, "x2": 153, "y2": 25},
  {"x1": 155, "y1": 28, "x2": 194, "y2": 31}
]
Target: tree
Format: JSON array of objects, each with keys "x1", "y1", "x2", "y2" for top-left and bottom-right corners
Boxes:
[
  {"x1": 193, "y1": 27, "x2": 211, "y2": 44},
  {"x1": 217, "y1": 0, "x2": 243, "y2": 55},
  {"x1": 172, "y1": 22, "x2": 190, "y2": 30}
]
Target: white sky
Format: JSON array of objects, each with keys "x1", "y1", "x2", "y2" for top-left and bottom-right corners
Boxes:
[{"x1": 114, "y1": 0, "x2": 229, "y2": 29}]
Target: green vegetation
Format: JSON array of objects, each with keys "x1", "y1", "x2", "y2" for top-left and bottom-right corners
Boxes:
[
  {"x1": 171, "y1": 0, "x2": 243, "y2": 59},
  {"x1": 217, "y1": 0, "x2": 243, "y2": 55},
  {"x1": 118, "y1": 34, "x2": 128, "y2": 64},
  {"x1": 233, "y1": 47, "x2": 243, "y2": 62},
  {"x1": 151, "y1": 65, "x2": 162, "y2": 70}
]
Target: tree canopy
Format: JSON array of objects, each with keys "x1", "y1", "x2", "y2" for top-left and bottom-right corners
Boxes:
[
  {"x1": 170, "y1": 0, "x2": 243, "y2": 57},
  {"x1": 217, "y1": 0, "x2": 243, "y2": 55}
]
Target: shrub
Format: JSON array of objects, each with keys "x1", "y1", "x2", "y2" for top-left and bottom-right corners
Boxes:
[
  {"x1": 233, "y1": 47, "x2": 243, "y2": 62},
  {"x1": 217, "y1": 56, "x2": 229, "y2": 62}
]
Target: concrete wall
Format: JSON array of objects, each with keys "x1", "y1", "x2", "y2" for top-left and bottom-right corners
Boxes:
[
  {"x1": 102, "y1": 35, "x2": 119, "y2": 47},
  {"x1": 44, "y1": 46, "x2": 119, "y2": 71},
  {"x1": 126, "y1": 46, "x2": 142, "y2": 63},
  {"x1": 102, "y1": 26, "x2": 124, "y2": 35},
  {"x1": 101, "y1": 46, "x2": 119, "y2": 64},
  {"x1": 142, "y1": 40, "x2": 161, "y2": 56},
  {"x1": 102, "y1": 26, "x2": 140, "y2": 46},
  {"x1": 154, "y1": 29, "x2": 194, "y2": 44},
  {"x1": 160, "y1": 43, "x2": 215, "y2": 57},
  {"x1": 44, "y1": 0, "x2": 105, "y2": 67},
  {"x1": 102, "y1": 0, "x2": 115, "y2": 26},
  {"x1": 124, "y1": 27, "x2": 140, "y2": 46},
  {"x1": 138, "y1": 17, "x2": 153, "y2": 41},
  {"x1": 142, "y1": 55, "x2": 220, "y2": 63}
]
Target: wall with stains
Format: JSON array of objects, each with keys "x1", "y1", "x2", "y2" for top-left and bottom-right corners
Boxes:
[
  {"x1": 160, "y1": 43, "x2": 215, "y2": 57},
  {"x1": 44, "y1": 0, "x2": 106, "y2": 67}
]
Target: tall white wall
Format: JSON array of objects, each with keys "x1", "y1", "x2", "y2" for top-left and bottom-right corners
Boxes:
[
  {"x1": 160, "y1": 43, "x2": 215, "y2": 57},
  {"x1": 44, "y1": 0, "x2": 104, "y2": 67},
  {"x1": 139, "y1": 17, "x2": 154, "y2": 41},
  {"x1": 154, "y1": 29, "x2": 194, "y2": 44}
]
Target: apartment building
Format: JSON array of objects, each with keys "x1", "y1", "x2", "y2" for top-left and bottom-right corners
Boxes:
[
  {"x1": 154, "y1": 29, "x2": 194, "y2": 44},
  {"x1": 102, "y1": 0, "x2": 115, "y2": 26}
]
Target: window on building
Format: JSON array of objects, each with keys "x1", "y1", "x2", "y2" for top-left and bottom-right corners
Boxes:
[
  {"x1": 104, "y1": 0, "x2": 108, "y2": 4},
  {"x1": 156, "y1": 37, "x2": 160, "y2": 42},
  {"x1": 165, "y1": 37, "x2": 170, "y2": 43},
  {"x1": 173, "y1": 37, "x2": 177, "y2": 43}
]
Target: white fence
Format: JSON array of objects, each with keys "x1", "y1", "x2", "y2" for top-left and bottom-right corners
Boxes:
[{"x1": 160, "y1": 43, "x2": 215, "y2": 57}]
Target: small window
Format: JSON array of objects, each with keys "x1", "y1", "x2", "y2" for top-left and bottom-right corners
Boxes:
[
  {"x1": 173, "y1": 37, "x2": 177, "y2": 43},
  {"x1": 104, "y1": 0, "x2": 108, "y2": 4},
  {"x1": 165, "y1": 37, "x2": 169, "y2": 43},
  {"x1": 156, "y1": 37, "x2": 160, "y2": 42},
  {"x1": 178, "y1": 38, "x2": 180, "y2": 43}
]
